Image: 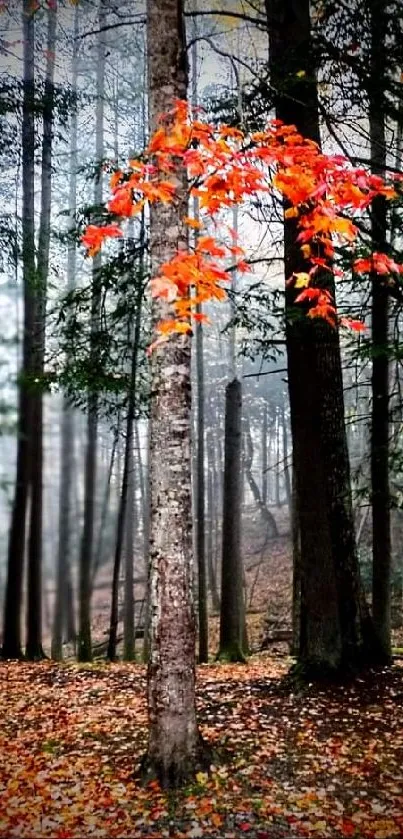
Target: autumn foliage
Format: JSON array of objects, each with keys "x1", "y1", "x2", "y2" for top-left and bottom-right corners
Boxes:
[{"x1": 81, "y1": 100, "x2": 403, "y2": 344}]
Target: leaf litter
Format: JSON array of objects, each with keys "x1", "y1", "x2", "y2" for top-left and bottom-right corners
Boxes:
[{"x1": 0, "y1": 656, "x2": 403, "y2": 838}]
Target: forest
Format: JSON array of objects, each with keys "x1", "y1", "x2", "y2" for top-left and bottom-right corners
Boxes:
[{"x1": 1, "y1": 0, "x2": 403, "y2": 836}]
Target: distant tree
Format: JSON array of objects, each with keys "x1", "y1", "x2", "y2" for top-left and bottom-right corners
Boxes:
[
  {"x1": 77, "y1": 0, "x2": 107, "y2": 664},
  {"x1": 26, "y1": 0, "x2": 57, "y2": 662},
  {"x1": 2, "y1": 0, "x2": 36, "y2": 660}
]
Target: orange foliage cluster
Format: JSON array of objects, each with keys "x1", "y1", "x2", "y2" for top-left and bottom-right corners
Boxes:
[{"x1": 81, "y1": 100, "x2": 403, "y2": 345}]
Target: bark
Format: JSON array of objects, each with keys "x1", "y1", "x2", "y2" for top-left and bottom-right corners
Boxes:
[
  {"x1": 142, "y1": 0, "x2": 209, "y2": 787},
  {"x1": 26, "y1": 0, "x2": 57, "y2": 661},
  {"x1": 2, "y1": 1, "x2": 36, "y2": 659},
  {"x1": 266, "y1": 0, "x2": 379, "y2": 676},
  {"x1": 290, "y1": 460, "x2": 301, "y2": 656},
  {"x1": 52, "y1": 6, "x2": 79, "y2": 661},
  {"x1": 77, "y1": 0, "x2": 106, "y2": 663},
  {"x1": 369, "y1": 0, "x2": 391, "y2": 661},
  {"x1": 218, "y1": 379, "x2": 248, "y2": 661}
]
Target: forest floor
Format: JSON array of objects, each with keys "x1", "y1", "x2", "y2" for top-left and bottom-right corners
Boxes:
[{"x1": 1, "y1": 656, "x2": 403, "y2": 838}]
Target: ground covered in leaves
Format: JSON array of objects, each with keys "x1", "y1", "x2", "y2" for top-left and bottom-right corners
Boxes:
[{"x1": 1, "y1": 656, "x2": 403, "y2": 838}]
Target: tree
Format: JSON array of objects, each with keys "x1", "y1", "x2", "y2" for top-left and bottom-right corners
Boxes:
[
  {"x1": 52, "y1": 1, "x2": 80, "y2": 662},
  {"x1": 141, "y1": 0, "x2": 210, "y2": 786},
  {"x1": 77, "y1": 0, "x2": 107, "y2": 663},
  {"x1": 218, "y1": 378, "x2": 248, "y2": 661},
  {"x1": 108, "y1": 261, "x2": 144, "y2": 661},
  {"x1": 26, "y1": 0, "x2": 57, "y2": 662},
  {"x1": 2, "y1": 0, "x2": 36, "y2": 660},
  {"x1": 265, "y1": 0, "x2": 382, "y2": 676},
  {"x1": 368, "y1": 0, "x2": 391, "y2": 660}
]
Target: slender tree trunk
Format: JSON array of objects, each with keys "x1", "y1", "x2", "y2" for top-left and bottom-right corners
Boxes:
[
  {"x1": 142, "y1": 0, "x2": 209, "y2": 787},
  {"x1": 207, "y1": 460, "x2": 220, "y2": 612},
  {"x1": 281, "y1": 399, "x2": 292, "y2": 512},
  {"x1": 91, "y1": 428, "x2": 118, "y2": 590},
  {"x1": 369, "y1": 0, "x2": 391, "y2": 661},
  {"x1": 52, "y1": 5, "x2": 79, "y2": 660},
  {"x1": 266, "y1": 0, "x2": 378, "y2": 676},
  {"x1": 218, "y1": 379, "x2": 248, "y2": 661},
  {"x1": 243, "y1": 412, "x2": 278, "y2": 537},
  {"x1": 123, "y1": 439, "x2": 135, "y2": 661},
  {"x1": 108, "y1": 275, "x2": 143, "y2": 661},
  {"x1": 2, "y1": 1, "x2": 36, "y2": 659},
  {"x1": 261, "y1": 401, "x2": 268, "y2": 505},
  {"x1": 77, "y1": 0, "x2": 106, "y2": 662},
  {"x1": 190, "y1": 13, "x2": 208, "y2": 663},
  {"x1": 26, "y1": 0, "x2": 57, "y2": 661},
  {"x1": 142, "y1": 419, "x2": 151, "y2": 663}
]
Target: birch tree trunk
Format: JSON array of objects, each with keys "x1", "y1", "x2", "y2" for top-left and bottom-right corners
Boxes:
[{"x1": 142, "y1": 0, "x2": 209, "y2": 787}]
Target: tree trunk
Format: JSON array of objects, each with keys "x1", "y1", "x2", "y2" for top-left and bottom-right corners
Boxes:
[
  {"x1": 77, "y1": 0, "x2": 106, "y2": 662},
  {"x1": 266, "y1": 0, "x2": 379, "y2": 676},
  {"x1": 290, "y1": 460, "x2": 301, "y2": 656},
  {"x1": 142, "y1": 0, "x2": 209, "y2": 787},
  {"x1": 52, "y1": 3, "x2": 79, "y2": 661},
  {"x1": 91, "y1": 428, "x2": 118, "y2": 590},
  {"x1": 26, "y1": 0, "x2": 57, "y2": 661},
  {"x1": 207, "y1": 460, "x2": 220, "y2": 612},
  {"x1": 281, "y1": 399, "x2": 292, "y2": 512},
  {"x1": 108, "y1": 275, "x2": 143, "y2": 661},
  {"x1": 261, "y1": 401, "x2": 268, "y2": 505},
  {"x1": 2, "y1": 1, "x2": 36, "y2": 660},
  {"x1": 218, "y1": 379, "x2": 248, "y2": 661},
  {"x1": 243, "y1": 412, "x2": 278, "y2": 537},
  {"x1": 369, "y1": 0, "x2": 391, "y2": 661},
  {"x1": 123, "y1": 439, "x2": 136, "y2": 661},
  {"x1": 141, "y1": 419, "x2": 151, "y2": 663}
]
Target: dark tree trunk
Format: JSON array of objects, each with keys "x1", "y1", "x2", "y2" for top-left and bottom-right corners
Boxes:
[
  {"x1": 77, "y1": 0, "x2": 106, "y2": 662},
  {"x1": 207, "y1": 460, "x2": 220, "y2": 612},
  {"x1": 142, "y1": 0, "x2": 209, "y2": 787},
  {"x1": 141, "y1": 420, "x2": 151, "y2": 663},
  {"x1": 26, "y1": 0, "x2": 57, "y2": 661},
  {"x1": 266, "y1": 0, "x2": 379, "y2": 676},
  {"x1": 218, "y1": 379, "x2": 248, "y2": 661},
  {"x1": 52, "y1": 3, "x2": 79, "y2": 661},
  {"x1": 290, "y1": 460, "x2": 301, "y2": 656},
  {"x1": 2, "y1": 1, "x2": 36, "y2": 660},
  {"x1": 123, "y1": 440, "x2": 135, "y2": 661},
  {"x1": 281, "y1": 399, "x2": 292, "y2": 512},
  {"x1": 369, "y1": 0, "x2": 391, "y2": 661},
  {"x1": 261, "y1": 401, "x2": 268, "y2": 505}
]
